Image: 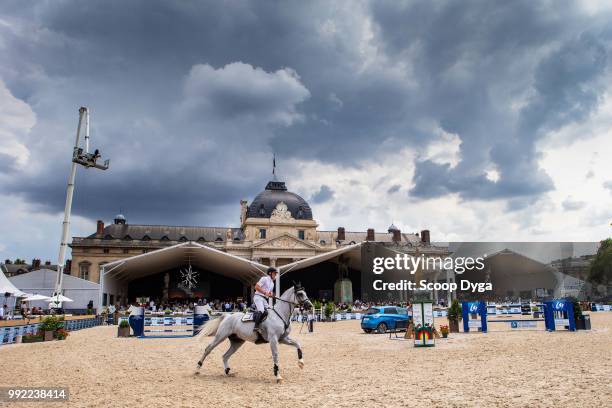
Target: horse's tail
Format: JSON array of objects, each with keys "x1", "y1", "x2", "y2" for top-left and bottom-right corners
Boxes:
[{"x1": 197, "y1": 314, "x2": 227, "y2": 339}]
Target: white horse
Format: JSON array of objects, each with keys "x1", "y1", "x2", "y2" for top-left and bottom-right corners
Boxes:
[{"x1": 196, "y1": 283, "x2": 313, "y2": 383}]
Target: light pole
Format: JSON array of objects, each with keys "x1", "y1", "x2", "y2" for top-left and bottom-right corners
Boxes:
[{"x1": 53, "y1": 107, "x2": 109, "y2": 306}]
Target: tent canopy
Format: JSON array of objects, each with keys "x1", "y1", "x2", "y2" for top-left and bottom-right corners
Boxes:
[
  {"x1": 102, "y1": 241, "x2": 268, "y2": 285},
  {"x1": 279, "y1": 243, "x2": 362, "y2": 276},
  {"x1": 0, "y1": 268, "x2": 27, "y2": 296}
]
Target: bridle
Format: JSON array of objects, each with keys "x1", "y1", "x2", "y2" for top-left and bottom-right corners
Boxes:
[{"x1": 270, "y1": 288, "x2": 312, "y2": 331}]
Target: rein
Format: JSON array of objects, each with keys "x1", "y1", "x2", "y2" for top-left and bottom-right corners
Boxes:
[{"x1": 270, "y1": 291, "x2": 298, "y2": 331}]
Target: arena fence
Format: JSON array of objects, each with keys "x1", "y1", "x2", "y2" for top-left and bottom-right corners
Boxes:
[{"x1": 0, "y1": 316, "x2": 103, "y2": 346}]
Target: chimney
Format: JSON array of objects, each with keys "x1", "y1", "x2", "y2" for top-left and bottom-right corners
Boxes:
[
  {"x1": 367, "y1": 228, "x2": 375, "y2": 241},
  {"x1": 337, "y1": 227, "x2": 345, "y2": 241},
  {"x1": 392, "y1": 229, "x2": 401, "y2": 242},
  {"x1": 65, "y1": 259, "x2": 72, "y2": 274},
  {"x1": 421, "y1": 229, "x2": 430, "y2": 244},
  {"x1": 96, "y1": 220, "x2": 105, "y2": 236}
]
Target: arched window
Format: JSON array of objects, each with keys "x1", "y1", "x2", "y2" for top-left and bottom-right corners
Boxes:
[
  {"x1": 179, "y1": 236, "x2": 188, "y2": 242},
  {"x1": 215, "y1": 233, "x2": 223, "y2": 242},
  {"x1": 258, "y1": 204, "x2": 266, "y2": 217},
  {"x1": 123, "y1": 235, "x2": 132, "y2": 241},
  {"x1": 142, "y1": 235, "x2": 151, "y2": 241},
  {"x1": 197, "y1": 237, "x2": 206, "y2": 243},
  {"x1": 320, "y1": 239, "x2": 326, "y2": 245},
  {"x1": 297, "y1": 206, "x2": 304, "y2": 219},
  {"x1": 160, "y1": 235, "x2": 170, "y2": 241},
  {"x1": 104, "y1": 234, "x2": 113, "y2": 240}
]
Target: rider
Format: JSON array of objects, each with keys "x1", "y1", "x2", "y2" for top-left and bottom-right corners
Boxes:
[{"x1": 253, "y1": 267, "x2": 278, "y2": 333}]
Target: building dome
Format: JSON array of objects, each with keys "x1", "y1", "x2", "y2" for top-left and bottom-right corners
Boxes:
[
  {"x1": 247, "y1": 180, "x2": 313, "y2": 220},
  {"x1": 388, "y1": 223, "x2": 399, "y2": 233},
  {"x1": 114, "y1": 214, "x2": 126, "y2": 225}
]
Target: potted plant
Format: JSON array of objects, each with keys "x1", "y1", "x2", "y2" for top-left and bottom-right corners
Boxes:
[
  {"x1": 23, "y1": 332, "x2": 44, "y2": 343},
  {"x1": 117, "y1": 319, "x2": 131, "y2": 337},
  {"x1": 39, "y1": 316, "x2": 63, "y2": 341},
  {"x1": 324, "y1": 303, "x2": 334, "y2": 321},
  {"x1": 447, "y1": 299, "x2": 462, "y2": 333},
  {"x1": 568, "y1": 298, "x2": 590, "y2": 330},
  {"x1": 439, "y1": 325, "x2": 449, "y2": 338},
  {"x1": 55, "y1": 328, "x2": 69, "y2": 340}
]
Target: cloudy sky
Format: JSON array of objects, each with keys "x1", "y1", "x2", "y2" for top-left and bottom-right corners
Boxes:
[{"x1": 1, "y1": 0, "x2": 611, "y2": 262}]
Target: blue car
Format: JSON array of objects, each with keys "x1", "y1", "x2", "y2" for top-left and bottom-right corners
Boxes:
[{"x1": 361, "y1": 306, "x2": 410, "y2": 333}]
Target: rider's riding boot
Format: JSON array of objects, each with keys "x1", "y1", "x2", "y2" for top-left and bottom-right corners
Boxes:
[
  {"x1": 253, "y1": 311, "x2": 262, "y2": 333},
  {"x1": 253, "y1": 320, "x2": 262, "y2": 334}
]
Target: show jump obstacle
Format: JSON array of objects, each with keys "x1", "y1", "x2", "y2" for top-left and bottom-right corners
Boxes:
[
  {"x1": 412, "y1": 301, "x2": 435, "y2": 347},
  {"x1": 462, "y1": 300, "x2": 576, "y2": 333},
  {"x1": 127, "y1": 306, "x2": 210, "y2": 338}
]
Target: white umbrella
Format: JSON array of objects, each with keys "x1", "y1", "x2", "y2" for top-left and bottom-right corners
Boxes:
[
  {"x1": 48, "y1": 294, "x2": 74, "y2": 304},
  {"x1": 24, "y1": 294, "x2": 52, "y2": 301}
]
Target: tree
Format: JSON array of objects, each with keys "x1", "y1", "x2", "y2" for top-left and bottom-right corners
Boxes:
[{"x1": 588, "y1": 238, "x2": 612, "y2": 285}]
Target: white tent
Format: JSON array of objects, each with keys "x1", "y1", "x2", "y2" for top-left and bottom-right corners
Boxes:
[
  {"x1": 9, "y1": 269, "x2": 99, "y2": 310},
  {"x1": 1, "y1": 267, "x2": 28, "y2": 316},
  {"x1": 1, "y1": 267, "x2": 27, "y2": 297},
  {"x1": 279, "y1": 243, "x2": 362, "y2": 275},
  {"x1": 100, "y1": 241, "x2": 269, "y2": 307}
]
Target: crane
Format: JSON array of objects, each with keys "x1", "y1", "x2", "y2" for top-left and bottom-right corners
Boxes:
[{"x1": 52, "y1": 107, "x2": 110, "y2": 309}]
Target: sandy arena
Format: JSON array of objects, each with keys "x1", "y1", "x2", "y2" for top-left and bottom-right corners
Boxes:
[{"x1": 2, "y1": 314, "x2": 611, "y2": 408}]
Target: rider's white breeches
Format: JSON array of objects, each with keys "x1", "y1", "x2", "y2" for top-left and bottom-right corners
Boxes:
[{"x1": 253, "y1": 296, "x2": 267, "y2": 312}]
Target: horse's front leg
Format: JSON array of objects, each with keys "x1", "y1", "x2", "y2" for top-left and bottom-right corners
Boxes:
[
  {"x1": 269, "y1": 336, "x2": 283, "y2": 383},
  {"x1": 279, "y1": 336, "x2": 304, "y2": 369}
]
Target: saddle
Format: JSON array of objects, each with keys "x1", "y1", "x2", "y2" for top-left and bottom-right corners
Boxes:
[{"x1": 241, "y1": 309, "x2": 268, "y2": 323}]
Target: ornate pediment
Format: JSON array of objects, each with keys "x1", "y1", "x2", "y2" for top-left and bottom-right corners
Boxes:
[
  {"x1": 253, "y1": 233, "x2": 319, "y2": 250},
  {"x1": 270, "y1": 201, "x2": 294, "y2": 222}
]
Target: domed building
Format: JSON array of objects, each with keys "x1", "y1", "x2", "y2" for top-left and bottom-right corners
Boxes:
[{"x1": 237, "y1": 178, "x2": 321, "y2": 268}]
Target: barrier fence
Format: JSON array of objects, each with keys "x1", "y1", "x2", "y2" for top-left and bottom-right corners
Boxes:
[
  {"x1": 127, "y1": 306, "x2": 209, "y2": 338},
  {"x1": 0, "y1": 316, "x2": 103, "y2": 346},
  {"x1": 462, "y1": 300, "x2": 578, "y2": 333}
]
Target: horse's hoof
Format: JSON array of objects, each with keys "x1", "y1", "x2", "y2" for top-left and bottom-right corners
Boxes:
[
  {"x1": 298, "y1": 359, "x2": 304, "y2": 369},
  {"x1": 276, "y1": 376, "x2": 284, "y2": 384},
  {"x1": 197, "y1": 361, "x2": 202, "y2": 368},
  {"x1": 225, "y1": 368, "x2": 231, "y2": 376}
]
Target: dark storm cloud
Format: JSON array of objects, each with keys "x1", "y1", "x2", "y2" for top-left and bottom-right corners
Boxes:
[
  {"x1": 0, "y1": 0, "x2": 611, "y2": 227},
  {"x1": 0, "y1": 153, "x2": 19, "y2": 174},
  {"x1": 310, "y1": 185, "x2": 334, "y2": 204}
]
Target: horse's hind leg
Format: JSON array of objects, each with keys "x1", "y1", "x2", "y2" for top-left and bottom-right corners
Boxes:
[
  {"x1": 279, "y1": 336, "x2": 304, "y2": 369},
  {"x1": 195, "y1": 334, "x2": 226, "y2": 373},
  {"x1": 222, "y1": 337, "x2": 244, "y2": 376}
]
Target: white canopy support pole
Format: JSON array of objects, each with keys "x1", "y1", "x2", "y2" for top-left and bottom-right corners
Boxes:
[
  {"x1": 99, "y1": 265, "x2": 105, "y2": 311},
  {"x1": 54, "y1": 107, "x2": 86, "y2": 299},
  {"x1": 446, "y1": 268, "x2": 452, "y2": 306}
]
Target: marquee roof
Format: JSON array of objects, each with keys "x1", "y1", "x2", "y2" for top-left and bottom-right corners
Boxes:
[
  {"x1": 102, "y1": 241, "x2": 268, "y2": 285},
  {"x1": 0, "y1": 267, "x2": 28, "y2": 296},
  {"x1": 279, "y1": 243, "x2": 362, "y2": 276}
]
